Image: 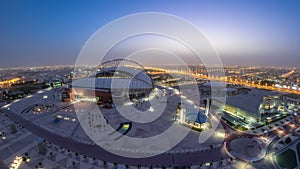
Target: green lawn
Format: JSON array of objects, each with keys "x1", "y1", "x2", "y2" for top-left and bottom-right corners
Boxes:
[
  {"x1": 297, "y1": 142, "x2": 300, "y2": 163},
  {"x1": 276, "y1": 149, "x2": 297, "y2": 169}
]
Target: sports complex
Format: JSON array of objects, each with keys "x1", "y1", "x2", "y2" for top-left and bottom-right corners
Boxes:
[
  {"x1": 1, "y1": 59, "x2": 229, "y2": 168},
  {"x1": 1, "y1": 59, "x2": 300, "y2": 169}
]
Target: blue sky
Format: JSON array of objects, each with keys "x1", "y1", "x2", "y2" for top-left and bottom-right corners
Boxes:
[{"x1": 1, "y1": 0, "x2": 300, "y2": 67}]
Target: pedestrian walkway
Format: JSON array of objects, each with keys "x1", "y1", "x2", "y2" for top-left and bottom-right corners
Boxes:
[
  {"x1": 4, "y1": 141, "x2": 36, "y2": 164},
  {"x1": 0, "y1": 132, "x2": 31, "y2": 151}
]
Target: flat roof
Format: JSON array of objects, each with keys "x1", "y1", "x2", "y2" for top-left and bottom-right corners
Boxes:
[{"x1": 225, "y1": 89, "x2": 277, "y2": 114}]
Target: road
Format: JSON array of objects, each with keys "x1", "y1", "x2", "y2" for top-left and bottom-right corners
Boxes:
[{"x1": 1, "y1": 107, "x2": 229, "y2": 167}]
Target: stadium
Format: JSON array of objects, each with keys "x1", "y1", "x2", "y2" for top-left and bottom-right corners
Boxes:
[{"x1": 71, "y1": 59, "x2": 154, "y2": 105}]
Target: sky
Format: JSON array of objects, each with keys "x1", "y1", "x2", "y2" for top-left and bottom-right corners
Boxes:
[{"x1": 0, "y1": 0, "x2": 300, "y2": 68}]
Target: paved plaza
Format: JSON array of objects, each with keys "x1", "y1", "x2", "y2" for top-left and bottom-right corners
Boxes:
[{"x1": 0, "y1": 87, "x2": 229, "y2": 167}]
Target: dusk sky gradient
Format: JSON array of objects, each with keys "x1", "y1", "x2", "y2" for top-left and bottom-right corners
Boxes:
[{"x1": 1, "y1": 0, "x2": 300, "y2": 68}]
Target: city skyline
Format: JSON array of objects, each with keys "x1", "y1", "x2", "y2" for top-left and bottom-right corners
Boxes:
[
  {"x1": 1, "y1": 0, "x2": 300, "y2": 68},
  {"x1": 1, "y1": 2, "x2": 300, "y2": 169}
]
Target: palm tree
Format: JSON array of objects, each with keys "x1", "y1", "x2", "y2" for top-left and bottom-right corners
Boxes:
[{"x1": 38, "y1": 162, "x2": 43, "y2": 168}]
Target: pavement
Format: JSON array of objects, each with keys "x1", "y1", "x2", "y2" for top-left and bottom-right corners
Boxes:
[{"x1": 0, "y1": 88, "x2": 230, "y2": 167}]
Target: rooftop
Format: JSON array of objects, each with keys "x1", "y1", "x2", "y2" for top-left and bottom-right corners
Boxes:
[
  {"x1": 72, "y1": 77, "x2": 153, "y2": 90},
  {"x1": 225, "y1": 89, "x2": 278, "y2": 114}
]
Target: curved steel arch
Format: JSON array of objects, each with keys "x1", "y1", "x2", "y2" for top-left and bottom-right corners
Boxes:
[
  {"x1": 98, "y1": 59, "x2": 146, "y2": 71},
  {"x1": 97, "y1": 59, "x2": 154, "y2": 89}
]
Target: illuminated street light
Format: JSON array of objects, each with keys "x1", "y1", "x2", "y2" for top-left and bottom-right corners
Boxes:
[{"x1": 9, "y1": 156, "x2": 22, "y2": 169}]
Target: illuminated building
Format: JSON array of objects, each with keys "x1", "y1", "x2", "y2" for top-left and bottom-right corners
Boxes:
[{"x1": 71, "y1": 59, "x2": 154, "y2": 105}]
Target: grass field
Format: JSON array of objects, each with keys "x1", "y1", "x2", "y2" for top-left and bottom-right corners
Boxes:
[{"x1": 276, "y1": 149, "x2": 297, "y2": 169}]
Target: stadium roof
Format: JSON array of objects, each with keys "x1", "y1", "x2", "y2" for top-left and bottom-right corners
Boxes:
[
  {"x1": 98, "y1": 67, "x2": 152, "y2": 84},
  {"x1": 72, "y1": 77, "x2": 153, "y2": 90}
]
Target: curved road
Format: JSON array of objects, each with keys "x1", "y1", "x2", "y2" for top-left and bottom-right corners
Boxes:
[{"x1": 1, "y1": 107, "x2": 228, "y2": 167}]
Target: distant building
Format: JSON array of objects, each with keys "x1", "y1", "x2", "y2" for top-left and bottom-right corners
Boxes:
[
  {"x1": 49, "y1": 79, "x2": 63, "y2": 88},
  {"x1": 61, "y1": 88, "x2": 73, "y2": 102},
  {"x1": 281, "y1": 93, "x2": 300, "y2": 104}
]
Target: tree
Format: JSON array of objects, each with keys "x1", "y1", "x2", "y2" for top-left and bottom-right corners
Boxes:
[
  {"x1": 10, "y1": 124, "x2": 17, "y2": 134},
  {"x1": 37, "y1": 143, "x2": 47, "y2": 155},
  {"x1": 38, "y1": 162, "x2": 43, "y2": 168}
]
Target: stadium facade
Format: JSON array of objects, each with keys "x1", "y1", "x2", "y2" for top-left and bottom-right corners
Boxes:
[{"x1": 70, "y1": 59, "x2": 154, "y2": 105}]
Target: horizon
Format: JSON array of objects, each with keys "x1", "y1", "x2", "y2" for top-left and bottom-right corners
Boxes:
[{"x1": 0, "y1": 63, "x2": 299, "y2": 70}]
